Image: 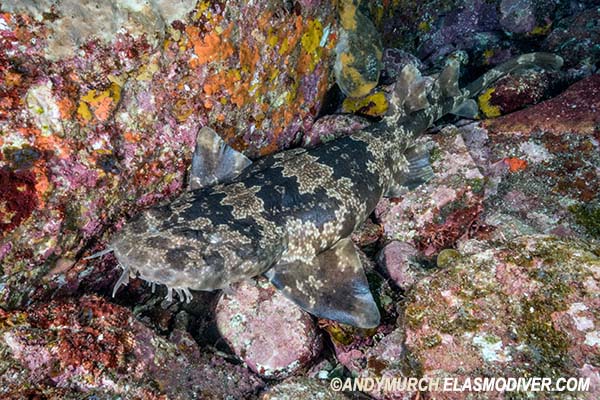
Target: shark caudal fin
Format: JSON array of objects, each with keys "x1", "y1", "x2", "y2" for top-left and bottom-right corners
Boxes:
[
  {"x1": 265, "y1": 238, "x2": 380, "y2": 328},
  {"x1": 461, "y1": 52, "x2": 563, "y2": 98},
  {"x1": 438, "y1": 52, "x2": 564, "y2": 121},
  {"x1": 382, "y1": 52, "x2": 563, "y2": 197}
]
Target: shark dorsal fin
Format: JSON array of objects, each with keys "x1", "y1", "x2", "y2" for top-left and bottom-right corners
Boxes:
[
  {"x1": 403, "y1": 78, "x2": 432, "y2": 113},
  {"x1": 394, "y1": 64, "x2": 435, "y2": 114},
  {"x1": 265, "y1": 238, "x2": 380, "y2": 328},
  {"x1": 395, "y1": 64, "x2": 420, "y2": 107},
  {"x1": 438, "y1": 57, "x2": 462, "y2": 97},
  {"x1": 189, "y1": 126, "x2": 252, "y2": 190}
]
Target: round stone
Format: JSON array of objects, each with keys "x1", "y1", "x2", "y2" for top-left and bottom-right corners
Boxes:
[{"x1": 216, "y1": 279, "x2": 323, "y2": 379}]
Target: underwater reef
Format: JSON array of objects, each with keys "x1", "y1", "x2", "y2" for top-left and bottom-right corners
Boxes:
[{"x1": 1, "y1": 0, "x2": 599, "y2": 399}]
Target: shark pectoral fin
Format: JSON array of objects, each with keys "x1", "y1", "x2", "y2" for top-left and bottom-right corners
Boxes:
[
  {"x1": 189, "y1": 126, "x2": 252, "y2": 190},
  {"x1": 451, "y1": 99, "x2": 479, "y2": 119},
  {"x1": 265, "y1": 238, "x2": 380, "y2": 328},
  {"x1": 384, "y1": 143, "x2": 434, "y2": 196}
]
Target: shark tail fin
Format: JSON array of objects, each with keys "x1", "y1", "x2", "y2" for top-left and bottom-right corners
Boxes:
[
  {"x1": 438, "y1": 52, "x2": 563, "y2": 119},
  {"x1": 461, "y1": 52, "x2": 563, "y2": 98},
  {"x1": 391, "y1": 64, "x2": 430, "y2": 114}
]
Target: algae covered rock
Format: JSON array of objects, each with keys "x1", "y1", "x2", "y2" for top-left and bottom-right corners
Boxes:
[
  {"x1": 261, "y1": 377, "x2": 348, "y2": 400},
  {"x1": 215, "y1": 279, "x2": 323, "y2": 379},
  {"x1": 477, "y1": 75, "x2": 600, "y2": 241},
  {"x1": 484, "y1": 74, "x2": 600, "y2": 136},
  {"x1": 374, "y1": 127, "x2": 488, "y2": 257},
  {"x1": 0, "y1": 295, "x2": 263, "y2": 398},
  {"x1": 402, "y1": 235, "x2": 600, "y2": 399},
  {"x1": 0, "y1": 0, "x2": 341, "y2": 308},
  {"x1": 334, "y1": 0, "x2": 382, "y2": 98},
  {"x1": 377, "y1": 241, "x2": 421, "y2": 291},
  {"x1": 544, "y1": 7, "x2": 600, "y2": 69}
]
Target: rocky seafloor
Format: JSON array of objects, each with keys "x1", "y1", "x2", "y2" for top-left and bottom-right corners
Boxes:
[{"x1": 1, "y1": 0, "x2": 599, "y2": 399}]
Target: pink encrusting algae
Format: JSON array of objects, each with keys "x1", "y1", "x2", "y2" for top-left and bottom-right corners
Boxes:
[{"x1": 0, "y1": 0, "x2": 338, "y2": 308}]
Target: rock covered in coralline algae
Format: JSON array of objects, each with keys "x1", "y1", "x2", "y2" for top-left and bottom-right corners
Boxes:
[
  {"x1": 376, "y1": 72, "x2": 600, "y2": 261},
  {"x1": 334, "y1": 0, "x2": 382, "y2": 98},
  {"x1": 0, "y1": 0, "x2": 339, "y2": 308},
  {"x1": 375, "y1": 0, "x2": 597, "y2": 73},
  {"x1": 302, "y1": 114, "x2": 370, "y2": 148},
  {"x1": 415, "y1": 0, "x2": 502, "y2": 64},
  {"x1": 543, "y1": 7, "x2": 600, "y2": 69},
  {"x1": 374, "y1": 129, "x2": 488, "y2": 258},
  {"x1": 476, "y1": 69, "x2": 558, "y2": 118},
  {"x1": 377, "y1": 241, "x2": 420, "y2": 291},
  {"x1": 484, "y1": 74, "x2": 600, "y2": 136},
  {"x1": 498, "y1": 0, "x2": 536, "y2": 34},
  {"x1": 0, "y1": 295, "x2": 263, "y2": 399},
  {"x1": 333, "y1": 328, "x2": 415, "y2": 400},
  {"x1": 402, "y1": 236, "x2": 600, "y2": 399},
  {"x1": 473, "y1": 74, "x2": 600, "y2": 241},
  {"x1": 215, "y1": 279, "x2": 322, "y2": 379}
]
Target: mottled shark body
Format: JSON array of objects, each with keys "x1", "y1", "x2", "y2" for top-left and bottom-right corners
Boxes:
[{"x1": 99, "y1": 53, "x2": 562, "y2": 328}]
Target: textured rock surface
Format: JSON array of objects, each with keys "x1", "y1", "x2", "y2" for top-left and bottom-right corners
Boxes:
[
  {"x1": 336, "y1": 328, "x2": 415, "y2": 400},
  {"x1": 215, "y1": 279, "x2": 322, "y2": 379},
  {"x1": 402, "y1": 236, "x2": 600, "y2": 400},
  {"x1": 376, "y1": 72, "x2": 600, "y2": 261},
  {"x1": 2, "y1": 0, "x2": 195, "y2": 60},
  {"x1": 302, "y1": 114, "x2": 370, "y2": 148},
  {"x1": 374, "y1": 0, "x2": 598, "y2": 74},
  {"x1": 0, "y1": 0, "x2": 339, "y2": 308},
  {"x1": 484, "y1": 74, "x2": 600, "y2": 135},
  {"x1": 477, "y1": 75, "x2": 600, "y2": 242},
  {"x1": 375, "y1": 129, "x2": 489, "y2": 258},
  {"x1": 0, "y1": 295, "x2": 263, "y2": 399},
  {"x1": 377, "y1": 241, "x2": 420, "y2": 291},
  {"x1": 544, "y1": 7, "x2": 600, "y2": 69},
  {"x1": 476, "y1": 70, "x2": 558, "y2": 118}
]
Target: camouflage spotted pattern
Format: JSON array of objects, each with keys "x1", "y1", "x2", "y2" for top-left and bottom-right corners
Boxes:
[{"x1": 107, "y1": 52, "x2": 563, "y2": 327}]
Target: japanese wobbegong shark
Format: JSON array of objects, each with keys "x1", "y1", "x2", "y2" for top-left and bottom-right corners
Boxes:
[{"x1": 93, "y1": 52, "x2": 562, "y2": 328}]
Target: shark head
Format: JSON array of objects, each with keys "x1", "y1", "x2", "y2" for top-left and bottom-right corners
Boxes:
[{"x1": 107, "y1": 186, "x2": 286, "y2": 300}]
